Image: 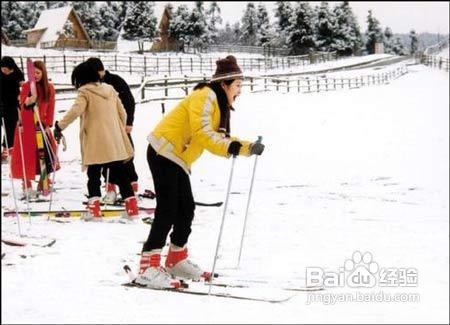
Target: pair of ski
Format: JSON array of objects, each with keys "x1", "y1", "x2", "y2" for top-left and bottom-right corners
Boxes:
[
  {"x1": 122, "y1": 265, "x2": 323, "y2": 303},
  {"x1": 3, "y1": 207, "x2": 155, "y2": 219}
]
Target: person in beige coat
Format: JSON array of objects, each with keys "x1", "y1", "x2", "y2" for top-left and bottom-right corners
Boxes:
[{"x1": 53, "y1": 61, "x2": 138, "y2": 220}]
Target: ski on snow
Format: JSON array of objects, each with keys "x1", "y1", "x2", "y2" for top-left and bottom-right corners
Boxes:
[
  {"x1": 122, "y1": 265, "x2": 295, "y2": 303},
  {"x1": 2, "y1": 207, "x2": 155, "y2": 218}
]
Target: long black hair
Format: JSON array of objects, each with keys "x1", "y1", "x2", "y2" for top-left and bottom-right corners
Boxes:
[
  {"x1": 71, "y1": 61, "x2": 100, "y2": 89},
  {"x1": 193, "y1": 79, "x2": 235, "y2": 134}
]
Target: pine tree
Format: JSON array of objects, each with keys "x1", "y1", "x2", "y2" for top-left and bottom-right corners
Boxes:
[
  {"x1": 206, "y1": 1, "x2": 222, "y2": 45},
  {"x1": 122, "y1": 1, "x2": 157, "y2": 41},
  {"x1": 168, "y1": 4, "x2": 191, "y2": 51},
  {"x1": 274, "y1": 1, "x2": 293, "y2": 47},
  {"x1": 365, "y1": 10, "x2": 384, "y2": 54},
  {"x1": 188, "y1": 2, "x2": 208, "y2": 50},
  {"x1": 240, "y1": 2, "x2": 259, "y2": 46},
  {"x1": 391, "y1": 36, "x2": 405, "y2": 55},
  {"x1": 256, "y1": 3, "x2": 271, "y2": 46},
  {"x1": 383, "y1": 27, "x2": 394, "y2": 54},
  {"x1": 409, "y1": 29, "x2": 418, "y2": 54},
  {"x1": 287, "y1": 2, "x2": 316, "y2": 55},
  {"x1": 315, "y1": 2, "x2": 336, "y2": 52},
  {"x1": 72, "y1": 1, "x2": 103, "y2": 40},
  {"x1": 333, "y1": 1, "x2": 363, "y2": 55},
  {"x1": 98, "y1": 2, "x2": 124, "y2": 41},
  {"x1": 2, "y1": 1, "x2": 26, "y2": 39}
]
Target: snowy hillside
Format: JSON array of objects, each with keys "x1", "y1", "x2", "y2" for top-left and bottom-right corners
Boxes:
[{"x1": 1, "y1": 59, "x2": 449, "y2": 323}]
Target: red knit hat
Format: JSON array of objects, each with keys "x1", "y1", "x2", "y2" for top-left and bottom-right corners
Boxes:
[{"x1": 211, "y1": 55, "x2": 243, "y2": 82}]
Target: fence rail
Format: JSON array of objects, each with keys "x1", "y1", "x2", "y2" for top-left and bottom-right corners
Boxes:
[
  {"x1": 54, "y1": 65, "x2": 408, "y2": 104},
  {"x1": 10, "y1": 52, "x2": 338, "y2": 77}
]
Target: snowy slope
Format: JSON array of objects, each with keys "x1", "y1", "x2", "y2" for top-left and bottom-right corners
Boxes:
[{"x1": 1, "y1": 63, "x2": 448, "y2": 323}]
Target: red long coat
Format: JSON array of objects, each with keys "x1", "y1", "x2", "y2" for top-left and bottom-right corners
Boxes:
[{"x1": 10, "y1": 81, "x2": 59, "y2": 180}]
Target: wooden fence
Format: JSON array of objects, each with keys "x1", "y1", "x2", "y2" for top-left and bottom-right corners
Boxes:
[
  {"x1": 420, "y1": 54, "x2": 449, "y2": 72},
  {"x1": 135, "y1": 65, "x2": 408, "y2": 103},
  {"x1": 54, "y1": 65, "x2": 408, "y2": 103},
  {"x1": 10, "y1": 52, "x2": 337, "y2": 77}
]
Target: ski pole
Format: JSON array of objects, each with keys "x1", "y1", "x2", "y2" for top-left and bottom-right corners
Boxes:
[
  {"x1": 209, "y1": 154, "x2": 237, "y2": 295},
  {"x1": 1, "y1": 117, "x2": 22, "y2": 237},
  {"x1": 16, "y1": 122, "x2": 32, "y2": 224},
  {"x1": 47, "y1": 139, "x2": 61, "y2": 216},
  {"x1": 237, "y1": 136, "x2": 263, "y2": 268}
]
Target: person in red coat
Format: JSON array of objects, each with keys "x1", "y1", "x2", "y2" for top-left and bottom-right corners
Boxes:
[{"x1": 10, "y1": 60, "x2": 58, "y2": 198}]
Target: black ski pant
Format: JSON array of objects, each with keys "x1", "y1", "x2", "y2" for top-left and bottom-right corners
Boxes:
[
  {"x1": 87, "y1": 160, "x2": 134, "y2": 200},
  {"x1": 102, "y1": 133, "x2": 138, "y2": 185},
  {"x1": 142, "y1": 144, "x2": 195, "y2": 251},
  {"x1": 2, "y1": 108, "x2": 18, "y2": 149}
]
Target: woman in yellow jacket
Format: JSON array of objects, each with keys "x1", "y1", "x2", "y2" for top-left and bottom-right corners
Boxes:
[{"x1": 136, "y1": 56, "x2": 265, "y2": 289}]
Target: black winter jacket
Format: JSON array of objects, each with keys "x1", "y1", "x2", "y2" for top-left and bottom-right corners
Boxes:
[
  {"x1": 102, "y1": 70, "x2": 135, "y2": 126},
  {"x1": 0, "y1": 69, "x2": 24, "y2": 118}
]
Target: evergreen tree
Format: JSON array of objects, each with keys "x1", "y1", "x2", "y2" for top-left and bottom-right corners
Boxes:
[
  {"x1": 409, "y1": 29, "x2": 418, "y2": 54},
  {"x1": 240, "y1": 2, "x2": 258, "y2": 46},
  {"x1": 168, "y1": 4, "x2": 191, "y2": 51},
  {"x1": 274, "y1": 1, "x2": 293, "y2": 47},
  {"x1": 391, "y1": 36, "x2": 405, "y2": 55},
  {"x1": 122, "y1": 1, "x2": 157, "y2": 41},
  {"x1": 365, "y1": 10, "x2": 384, "y2": 54},
  {"x1": 189, "y1": 1, "x2": 208, "y2": 49},
  {"x1": 98, "y1": 2, "x2": 122, "y2": 41},
  {"x1": 232, "y1": 22, "x2": 242, "y2": 45},
  {"x1": 72, "y1": 1, "x2": 103, "y2": 40},
  {"x1": 256, "y1": 3, "x2": 271, "y2": 46},
  {"x1": 1, "y1": 1, "x2": 25, "y2": 39},
  {"x1": 315, "y1": 2, "x2": 336, "y2": 52},
  {"x1": 206, "y1": 1, "x2": 222, "y2": 44},
  {"x1": 333, "y1": 1, "x2": 363, "y2": 55},
  {"x1": 287, "y1": 2, "x2": 316, "y2": 54},
  {"x1": 383, "y1": 26, "x2": 394, "y2": 54}
]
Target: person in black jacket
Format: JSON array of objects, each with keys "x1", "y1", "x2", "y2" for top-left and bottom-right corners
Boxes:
[
  {"x1": 1, "y1": 56, "x2": 24, "y2": 161},
  {"x1": 86, "y1": 57, "x2": 139, "y2": 202}
]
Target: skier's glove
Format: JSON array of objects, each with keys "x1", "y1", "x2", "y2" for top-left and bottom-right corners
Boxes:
[
  {"x1": 53, "y1": 121, "x2": 63, "y2": 142},
  {"x1": 249, "y1": 142, "x2": 265, "y2": 156},
  {"x1": 228, "y1": 141, "x2": 242, "y2": 156}
]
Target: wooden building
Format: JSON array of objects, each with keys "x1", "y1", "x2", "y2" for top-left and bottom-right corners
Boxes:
[
  {"x1": 23, "y1": 6, "x2": 91, "y2": 49},
  {"x1": 151, "y1": 5, "x2": 179, "y2": 52}
]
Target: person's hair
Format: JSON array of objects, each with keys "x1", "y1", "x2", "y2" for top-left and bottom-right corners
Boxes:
[
  {"x1": 71, "y1": 61, "x2": 101, "y2": 89},
  {"x1": 193, "y1": 79, "x2": 236, "y2": 133},
  {"x1": 33, "y1": 60, "x2": 50, "y2": 101},
  {"x1": 1, "y1": 56, "x2": 19, "y2": 70},
  {"x1": 86, "y1": 57, "x2": 104, "y2": 72}
]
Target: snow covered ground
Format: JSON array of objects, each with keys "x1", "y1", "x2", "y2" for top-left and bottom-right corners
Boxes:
[{"x1": 1, "y1": 60, "x2": 448, "y2": 323}]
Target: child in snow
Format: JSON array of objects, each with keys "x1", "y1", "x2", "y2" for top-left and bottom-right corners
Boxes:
[
  {"x1": 10, "y1": 60, "x2": 58, "y2": 198},
  {"x1": 53, "y1": 62, "x2": 137, "y2": 220},
  {"x1": 135, "y1": 55, "x2": 265, "y2": 289}
]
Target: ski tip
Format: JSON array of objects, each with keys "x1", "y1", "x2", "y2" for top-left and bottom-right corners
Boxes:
[{"x1": 123, "y1": 265, "x2": 131, "y2": 272}]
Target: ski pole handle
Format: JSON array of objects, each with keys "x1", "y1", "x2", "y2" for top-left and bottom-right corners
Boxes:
[{"x1": 256, "y1": 136, "x2": 263, "y2": 143}]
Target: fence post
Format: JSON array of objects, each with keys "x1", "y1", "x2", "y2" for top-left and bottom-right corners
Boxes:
[
  {"x1": 141, "y1": 75, "x2": 145, "y2": 100},
  {"x1": 43, "y1": 55, "x2": 46, "y2": 65},
  {"x1": 20, "y1": 56, "x2": 24, "y2": 73},
  {"x1": 129, "y1": 56, "x2": 132, "y2": 74},
  {"x1": 307, "y1": 77, "x2": 311, "y2": 92},
  {"x1": 63, "y1": 54, "x2": 66, "y2": 74},
  {"x1": 190, "y1": 58, "x2": 193, "y2": 72},
  {"x1": 287, "y1": 79, "x2": 290, "y2": 93},
  {"x1": 200, "y1": 57, "x2": 203, "y2": 74},
  {"x1": 184, "y1": 75, "x2": 188, "y2": 95},
  {"x1": 316, "y1": 77, "x2": 319, "y2": 92},
  {"x1": 156, "y1": 57, "x2": 159, "y2": 74},
  {"x1": 164, "y1": 75, "x2": 168, "y2": 97},
  {"x1": 297, "y1": 79, "x2": 300, "y2": 93},
  {"x1": 250, "y1": 77, "x2": 253, "y2": 92},
  {"x1": 115, "y1": 55, "x2": 117, "y2": 71},
  {"x1": 168, "y1": 58, "x2": 172, "y2": 76},
  {"x1": 179, "y1": 57, "x2": 183, "y2": 74},
  {"x1": 144, "y1": 56, "x2": 147, "y2": 77},
  {"x1": 264, "y1": 77, "x2": 267, "y2": 92},
  {"x1": 210, "y1": 58, "x2": 213, "y2": 72}
]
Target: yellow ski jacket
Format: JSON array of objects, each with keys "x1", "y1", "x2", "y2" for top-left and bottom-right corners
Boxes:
[{"x1": 147, "y1": 87, "x2": 252, "y2": 174}]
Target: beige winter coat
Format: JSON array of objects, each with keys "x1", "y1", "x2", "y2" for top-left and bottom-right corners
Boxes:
[{"x1": 58, "y1": 82, "x2": 134, "y2": 170}]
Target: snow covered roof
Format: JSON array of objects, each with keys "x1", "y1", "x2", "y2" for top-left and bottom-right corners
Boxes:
[{"x1": 24, "y1": 6, "x2": 90, "y2": 46}]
